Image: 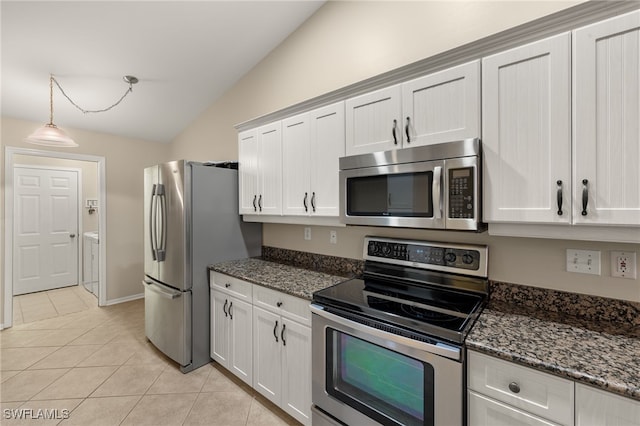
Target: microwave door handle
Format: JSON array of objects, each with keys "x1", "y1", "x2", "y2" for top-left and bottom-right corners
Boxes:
[{"x1": 433, "y1": 166, "x2": 443, "y2": 219}]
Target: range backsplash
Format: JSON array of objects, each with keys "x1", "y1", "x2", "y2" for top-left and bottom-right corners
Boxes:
[{"x1": 261, "y1": 246, "x2": 640, "y2": 327}]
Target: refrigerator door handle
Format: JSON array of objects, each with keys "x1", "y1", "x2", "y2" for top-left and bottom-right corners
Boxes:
[
  {"x1": 150, "y1": 184, "x2": 158, "y2": 261},
  {"x1": 156, "y1": 184, "x2": 167, "y2": 262},
  {"x1": 143, "y1": 279, "x2": 181, "y2": 299}
]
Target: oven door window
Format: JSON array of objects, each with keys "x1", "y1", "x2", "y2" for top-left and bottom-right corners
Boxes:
[
  {"x1": 326, "y1": 329, "x2": 434, "y2": 426},
  {"x1": 346, "y1": 171, "x2": 433, "y2": 217}
]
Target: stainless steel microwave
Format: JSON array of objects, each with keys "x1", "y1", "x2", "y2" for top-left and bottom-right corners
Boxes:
[{"x1": 339, "y1": 139, "x2": 484, "y2": 231}]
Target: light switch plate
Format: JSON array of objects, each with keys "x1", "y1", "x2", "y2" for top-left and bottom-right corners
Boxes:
[
  {"x1": 611, "y1": 251, "x2": 637, "y2": 279},
  {"x1": 566, "y1": 249, "x2": 601, "y2": 275}
]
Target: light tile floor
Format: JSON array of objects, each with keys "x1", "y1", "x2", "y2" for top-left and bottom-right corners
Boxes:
[
  {"x1": 1, "y1": 289, "x2": 298, "y2": 426},
  {"x1": 13, "y1": 285, "x2": 97, "y2": 326}
]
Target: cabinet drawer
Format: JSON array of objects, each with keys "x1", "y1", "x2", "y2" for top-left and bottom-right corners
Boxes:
[
  {"x1": 253, "y1": 285, "x2": 311, "y2": 326},
  {"x1": 210, "y1": 271, "x2": 252, "y2": 301},
  {"x1": 468, "y1": 390, "x2": 563, "y2": 426},
  {"x1": 468, "y1": 351, "x2": 574, "y2": 425}
]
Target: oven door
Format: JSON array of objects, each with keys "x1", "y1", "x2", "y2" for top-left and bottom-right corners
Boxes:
[
  {"x1": 311, "y1": 305, "x2": 463, "y2": 426},
  {"x1": 340, "y1": 160, "x2": 445, "y2": 229}
]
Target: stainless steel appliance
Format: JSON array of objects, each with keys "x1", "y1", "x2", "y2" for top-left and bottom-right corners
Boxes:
[
  {"x1": 144, "y1": 161, "x2": 261, "y2": 373},
  {"x1": 339, "y1": 138, "x2": 484, "y2": 231},
  {"x1": 311, "y1": 236, "x2": 488, "y2": 426}
]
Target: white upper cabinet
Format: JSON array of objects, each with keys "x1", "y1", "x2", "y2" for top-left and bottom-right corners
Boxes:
[
  {"x1": 282, "y1": 102, "x2": 345, "y2": 217},
  {"x1": 573, "y1": 10, "x2": 640, "y2": 226},
  {"x1": 482, "y1": 33, "x2": 571, "y2": 224},
  {"x1": 258, "y1": 122, "x2": 283, "y2": 215},
  {"x1": 402, "y1": 60, "x2": 480, "y2": 146},
  {"x1": 345, "y1": 85, "x2": 402, "y2": 155},
  {"x1": 345, "y1": 61, "x2": 481, "y2": 156},
  {"x1": 238, "y1": 129, "x2": 259, "y2": 215},
  {"x1": 239, "y1": 122, "x2": 282, "y2": 215},
  {"x1": 282, "y1": 113, "x2": 311, "y2": 216},
  {"x1": 309, "y1": 103, "x2": 345, "y2": 216}
]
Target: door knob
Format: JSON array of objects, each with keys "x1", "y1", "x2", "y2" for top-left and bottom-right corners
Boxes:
[{"x1": 70, "y1": 233, "x2": 76, "y2": 238}]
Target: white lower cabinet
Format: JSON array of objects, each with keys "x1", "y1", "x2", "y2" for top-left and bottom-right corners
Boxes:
[
  {"x1": 253, "y1": 286, "x2": 312, "y2": 426},
  {"x1": 210, "y1": 273, "x2": 253, "y2": 386},
  {"x1": 469, "y1": 350, "x2": 640, "y2": 426},
  {"x1": 468, "y1": 390, "x2": 563, "y2": 426},
  {"x1": 576, "y1": 383, "x2": 640, "y2": 426},
  {"x1": 210, "y1": 271, "x2": 312, "y2": 426},
  {"x1": 467, "y1": 351, "x2": 574, "y2": 426}
]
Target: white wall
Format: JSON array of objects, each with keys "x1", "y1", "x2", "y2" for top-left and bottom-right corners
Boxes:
[
  {"x1": 1, "y1": 117, "x2": 170, "y2": 322},
  {"x1": 170, "y1": 1, "x2": 640, "y2": 303}
]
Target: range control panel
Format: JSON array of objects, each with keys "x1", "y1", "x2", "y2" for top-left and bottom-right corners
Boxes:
[{"x1": 364, "y1": 237, "x2": 488, "y2": 277}]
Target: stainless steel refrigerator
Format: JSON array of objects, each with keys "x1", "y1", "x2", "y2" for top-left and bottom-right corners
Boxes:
[{"x1": 143, "y1": 160, "x2": 261, "y2": 373}]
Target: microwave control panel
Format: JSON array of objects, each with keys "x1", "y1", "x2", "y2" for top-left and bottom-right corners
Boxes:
[{"x1": 448, "y1": 167, "x2": 474, "y2": 219}]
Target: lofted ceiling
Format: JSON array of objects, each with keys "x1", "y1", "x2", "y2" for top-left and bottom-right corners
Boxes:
[{"x1": 1, "y1": 1, "x2": 325, "y2": 143}]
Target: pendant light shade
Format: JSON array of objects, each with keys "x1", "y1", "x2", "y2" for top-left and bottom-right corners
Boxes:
[
  {"x1": 25, "y1": 123, "x2": 78, "y2": 147},
  {"x1": 25, "y1": 74, "x2": 137, "y2": 148},
  {"x1": 25, "y1": 75, "x2": 78, "y2": 148}
]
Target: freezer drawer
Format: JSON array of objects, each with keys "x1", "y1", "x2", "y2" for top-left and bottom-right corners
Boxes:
[{"x1": 144, "y1": 278, "x2": 191, "y2": 367}]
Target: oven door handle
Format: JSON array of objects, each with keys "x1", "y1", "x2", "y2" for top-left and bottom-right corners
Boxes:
[
  {"x1": 310, "y1": 304, "x2": 461, "y2": 361},
  {"x1": 433, "y1": 166, "x2": 443, "y2": 220}
]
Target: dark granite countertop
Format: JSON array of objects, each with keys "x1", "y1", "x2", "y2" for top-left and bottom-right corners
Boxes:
[
  {"x1": 209, "y1": 257, "x2": 348, "y2": 300},
  {"x1": 467, "y1": 301, "x2": 640, "y2": 401}
]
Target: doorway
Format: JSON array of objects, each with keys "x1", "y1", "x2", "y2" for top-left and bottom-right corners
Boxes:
[
  {"x1": 3, "y1": 147, "x2": 106, "y2": 329},
  {"x1": 13, "y1": 165, "x2": 80, "y2": 295}
]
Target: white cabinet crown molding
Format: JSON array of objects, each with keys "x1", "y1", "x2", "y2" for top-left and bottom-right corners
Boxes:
[{"x1": 235, "y1": 2, "x2": 640, "y2": 132}]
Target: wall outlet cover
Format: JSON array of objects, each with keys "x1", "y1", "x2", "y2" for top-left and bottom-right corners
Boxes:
[
  {"x1": 611, "y1": 251, "x2": 637, "y2": 279},
  {"x1": 304, "y1": 227, "x2": 311, "y2": 241},
  {"x1": 566, "y1": 249, "x2": 601, "y2": 275}
]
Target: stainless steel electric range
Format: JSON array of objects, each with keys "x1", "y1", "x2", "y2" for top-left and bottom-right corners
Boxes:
[{"x1": 311, "y1": 236, "x2": 488, "y2": 426}]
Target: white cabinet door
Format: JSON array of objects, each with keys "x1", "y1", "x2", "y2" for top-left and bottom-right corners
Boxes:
[
  {"x1": 575, "y1": 384, "x2": 640, "y2": 426},
  {"x1": 281, "y1": 319, "x2": 312, "y2": 425},
  {"x1": 253, "y1": 306, "x2": 282, "y2": 405},
  {"x1": 282, "y1": 113, "x2": 311, "y2": 216},
  {"x1": 309, "y1": 102, "x2": 345, "y2": 216},
  {"x1": 256, "y1": 122, "x2": 283, "y2": 215},
  {"x1": 468, "y1": 391, "x2": 564, "y2": 426},
  {"x1": 402, "y1": 60, "x2": 480, "y2": 147},
  {"x1": 345, "y1": 85, "x2": 402, "y2": 155},
  {"x1": 210, "y1": 290, "x2": 229, "y2": 366},
  {"x1": 238, "y1": 129, "x2": 259, "y2": 215},
  {"x1": 228, "y1": 297, "x2": 253, "y2": 386},
  {"x1": 573, "y1": 10, "x2": 640, "y2": 226},
  {"x1": 482, "y1": 33, "x2": 571, "y2": 224}
]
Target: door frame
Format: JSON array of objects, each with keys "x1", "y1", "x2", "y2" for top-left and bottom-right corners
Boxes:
[
  {"x1": 13, "y1": 164, "x2": 83, "y2": 296},
  {"x1": 3, "y1": 147, "x2": 107, "y2": 329}
]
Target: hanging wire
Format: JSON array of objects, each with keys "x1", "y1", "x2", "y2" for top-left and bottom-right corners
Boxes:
[{"x1": 51, "y1": 75, "x2": 135, "y2": 114}]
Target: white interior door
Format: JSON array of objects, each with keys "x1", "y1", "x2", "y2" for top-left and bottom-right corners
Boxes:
[{"x1": 13, "y1": 166, "x2": 79, "y2": 295}]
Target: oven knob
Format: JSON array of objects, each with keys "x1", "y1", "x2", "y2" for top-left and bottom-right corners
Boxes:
[
  {"x1": 445, "y1": 252, "x2": 457, "y2": 263},
  {"x1": 462, "y1": 254, "x2": 474, "y2": 264},
  {"x1": 382, "y1": 244, "x2": 391, "y2": 256},
  {"x1": 368, "y1": 241, "x2": 380, "y2": 255}
]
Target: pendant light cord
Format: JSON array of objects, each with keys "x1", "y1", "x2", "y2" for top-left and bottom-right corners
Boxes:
[{"x1": 51, "y1": 75, "x2": 134, "y2": 115}]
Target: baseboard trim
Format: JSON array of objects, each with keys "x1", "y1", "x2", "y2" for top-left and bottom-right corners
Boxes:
[{"x1": 105, "y1": 293, "x2": 144, "y2": 306}]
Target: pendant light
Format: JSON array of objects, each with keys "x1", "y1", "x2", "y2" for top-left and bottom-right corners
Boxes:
[
  {"x1": 25, "y1": 74, "x2": 138, "y2": 148},
  {"x1": 25, "y1": 75, "x2": 78, "y2": 147}
]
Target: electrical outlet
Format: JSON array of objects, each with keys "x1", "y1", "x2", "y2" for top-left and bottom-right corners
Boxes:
[
  {"x1": 611, "y1": 251, "x2": 637, "y2": 279},
  {"x1": 329, "y1": 230, "x2": 337, "y2": 244},
  {"x1": 566, "y1": 249, "x2": 601, "y2": 275},
  {"x1": 304, "y1": 227, "x2": 311, "y2": 241}
]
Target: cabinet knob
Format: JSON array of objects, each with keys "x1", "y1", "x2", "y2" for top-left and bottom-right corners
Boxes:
[
  {"x1": 508, "y1": 382, "x2": 521, "y2": 394},
  {"x1": 276, "y1": 301, "x2": 283, "y2": 307},
  {"x1": 225, "y1": 283, "x2": 231, "y2": 288}
]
